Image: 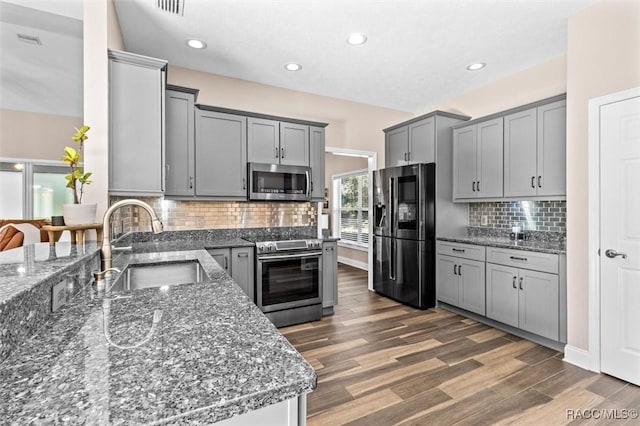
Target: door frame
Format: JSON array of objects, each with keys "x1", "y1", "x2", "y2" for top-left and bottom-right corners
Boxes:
[
  {"x1": 587, "y1": 86, "x2": 640, "y2": 372},
  {"x1": 323, "y1": 146, "x2": 377, "y2": 291}
]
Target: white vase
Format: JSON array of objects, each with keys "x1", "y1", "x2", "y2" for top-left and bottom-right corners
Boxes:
[{"x1": 62, "y1": 203, "x2": 97, "y2": 225}]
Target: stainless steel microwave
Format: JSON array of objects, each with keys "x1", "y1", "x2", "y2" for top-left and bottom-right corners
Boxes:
[{"x1": 248, "y1": 163, "x2": 311, "y2": 201}]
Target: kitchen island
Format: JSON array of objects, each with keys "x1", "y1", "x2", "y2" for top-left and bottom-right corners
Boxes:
[{"x1": 0, "y1": 241, "x2": 316, "y2": 424}]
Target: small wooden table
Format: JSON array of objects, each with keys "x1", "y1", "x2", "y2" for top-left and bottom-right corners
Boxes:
[{"x1": 42, "y1": 223, "x2": 103, "y2": 245}]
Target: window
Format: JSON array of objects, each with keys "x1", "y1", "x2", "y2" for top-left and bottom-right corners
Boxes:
[
  {"x1": 0, "y1": 160, "x2": 71, "y2": 219},
  {"x1": 332, "y1": 170, "x2": 369, "y2": 248}
]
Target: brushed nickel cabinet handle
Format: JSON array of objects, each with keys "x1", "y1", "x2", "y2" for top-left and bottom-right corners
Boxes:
[
  {"x1": 454, "y1": 264, "x2": 458, "y2": 275},
  {"x1": 477, "y1": 181, "x2": 480, "y2": 192},
  {"x1": 531, "y1": 176, "x2": 535, "y2": 188},
  {"x1": 237, "y1": 252, "x2": 248, "y2": 258},
  {"x1": 458, "y1": 265, "x2": 463, "y2": 276},
  {"x1": 189, "y1": 176, "x2": 193, "y2": 189},
  {"x1": 275, "y1": 146, "x2": 279, "y2": 159},
  {"x1": 452, "y1": 248, "x2": 465, "y2": 253},
  {"x1": 538, "y1": 176, "x2": 542, "y2": 188},
  {"x1": 512, "y1": 276, "x2": 517, "y2": 289},
  {"x1": 519, "y1": 277, "x2": 524, "y2": 290},
  {"x1": 510, "y1": 256, "x2": 528, "y2": 261},
  {"x1": 472, "y1": 181, "x2": 476, "y2": 192}
]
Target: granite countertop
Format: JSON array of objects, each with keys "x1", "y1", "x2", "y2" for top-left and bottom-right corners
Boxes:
[
  {"x1": 0, "y1": 244, "x2": 316, "y2": 424},
  {"x1": 437, "y1": 235, "x2": 566, "y2": 254}
]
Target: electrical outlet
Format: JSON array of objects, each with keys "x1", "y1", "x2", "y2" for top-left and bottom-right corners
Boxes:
[
  {"x1": 51, "y1": 279, "x2": 69, "y2": 312},
  {"x1": 481, "y1": 215, "x2": 488, "y2": 226}
]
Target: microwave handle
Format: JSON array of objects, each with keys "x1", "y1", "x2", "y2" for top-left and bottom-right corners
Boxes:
[{"x1": 305, "y1": 170, "x2": 310, "y2": 196}]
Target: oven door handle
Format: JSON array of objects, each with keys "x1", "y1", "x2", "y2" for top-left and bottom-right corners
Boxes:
[{"x1": 257, "y1": 251, "x2": 323, "y2": 261}]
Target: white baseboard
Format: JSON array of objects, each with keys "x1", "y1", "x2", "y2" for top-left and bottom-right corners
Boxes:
[
  {"x1": 564, "y1": 345, "x2": 597, "y2": 372},
  {"x1": 337, "y1": 256, "x2": 368, "y2": 271}
]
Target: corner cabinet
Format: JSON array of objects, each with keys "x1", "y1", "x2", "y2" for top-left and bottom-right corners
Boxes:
[
  {"x1": 322, "y1": 241, "x2": 338, "y2": 315},
  {"x1": 165, "y1": 85, "x2": 198, "y2": 197},
  {"x1": 504, "y1": 99, "x2": 566, "y2": 198},
  {"x1": 247, "y1": 118, "x2": 309, "y2": 167},
  {"x1": 452, "y1": 117, "x2": 504, "y2": 200},
  {"x1": 309, "y1": 126, "x2": 326, "y2": 201},
  {"x1": 108, "y1": 50, "x2": 167, "y2": 196},
  {"x1": 195, "y1": 108, "x2": 247, "y2": 199}
]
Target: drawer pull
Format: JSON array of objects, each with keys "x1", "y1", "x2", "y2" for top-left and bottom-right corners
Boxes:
[
  {"x1": 509, "y1": 256, "x2": 528, "y2": 261},
  {"x1": 452, "y1": 248, "x2": 466, "y2": 253},
  {"x1": 237, "y1": 253, "x2": 249, "y2": 258}
]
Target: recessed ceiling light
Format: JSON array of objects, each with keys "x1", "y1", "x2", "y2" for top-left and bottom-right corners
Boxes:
[
  {"x1": 186, "y1": 39, "x2": 207, "y2": 49},
  {"x1": 285, "y1": 63, "x2": 302, "y2": 71},
  {"x1": 347, "y1": 33, "x2": 367, "y2": 46},
  {"x1": 466, "y1": 62, "x2": 486, "y2": 71}
]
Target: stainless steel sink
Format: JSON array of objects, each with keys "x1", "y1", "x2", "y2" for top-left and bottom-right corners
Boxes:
[{"x1": 110, "y1": 260, "x2": 208, "y2": 292}]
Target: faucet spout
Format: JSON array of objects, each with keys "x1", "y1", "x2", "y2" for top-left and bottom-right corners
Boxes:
[{"x1": 101, "y1": 199, "x2": 163, "y2": 270}]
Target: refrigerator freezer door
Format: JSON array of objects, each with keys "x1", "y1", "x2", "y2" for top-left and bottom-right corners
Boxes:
[{"x1": 373, "y1": 235, "x2": 395, "y2": 299}]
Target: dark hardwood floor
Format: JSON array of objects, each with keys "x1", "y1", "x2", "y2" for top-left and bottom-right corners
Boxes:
[{"x1": 281, "y1": 264, "x2": 640, "y2": 425}]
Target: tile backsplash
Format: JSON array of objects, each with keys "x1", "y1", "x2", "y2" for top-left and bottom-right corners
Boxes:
[
  {"x1": 469, "y1": 200, "x2": 566, "y2": 232},
  {"x1": 109, "y1": 197, "x2": 318, "y2": 235}
]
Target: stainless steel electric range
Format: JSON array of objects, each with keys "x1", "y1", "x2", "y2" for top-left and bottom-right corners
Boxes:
[{"x1": 244, "y1": 235, "x2": 323, "y2": 327}]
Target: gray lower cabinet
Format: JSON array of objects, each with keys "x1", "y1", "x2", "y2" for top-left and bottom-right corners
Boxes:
[
  {"x1": 322, "y1": 241, "x2": 338, "y2": 314},
  {"x1": 108, "y1": 50, "x2": 167, "y2": 196},
  {"x1": 165, "y1": 86, "x2": 197, "y2": 197},
  {"x1": 453, "y1": 117, "x2": 504, "y2": 200},
  {"x1": 247, "y1": 118, "x2": 309, "y2": 166},
  {"x1": 504, "y1": 99, "x2": 566, "y2": 198},
  {"x1": 195, "y1": 109, "x2": 247, "y2": 198},
  {"x1": 309, "y1": 126, "x2": 325, "y2": 201},
  {"x1": 436, "y1": 242, "x2": 486, "y2": 315},
  {"x1": 231, "y1": 247, "x2": 255, "y2": 301},
  {"x1": 486, "y1": 249, "x2": 559, "y2": 341},
  {"x1": 207, "y1": 247, "x2": 255, "y2": 300}
]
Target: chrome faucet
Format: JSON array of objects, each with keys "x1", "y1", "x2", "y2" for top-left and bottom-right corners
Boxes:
[{"x1": 101, "y1": 199, "x2": 163, "y2": 270}]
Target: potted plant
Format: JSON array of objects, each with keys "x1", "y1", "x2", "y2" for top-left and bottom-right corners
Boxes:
[{"x1": 61, "y1": 125, "x2": 97, "y2": 225}]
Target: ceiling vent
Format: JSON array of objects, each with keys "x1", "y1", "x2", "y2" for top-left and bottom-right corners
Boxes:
[
  {"x1": 17, "y1": 33, "x2": 42, "y2": 45},
  {"x1": 157, "y1": 0, "x2": 184, "y2": 16}
]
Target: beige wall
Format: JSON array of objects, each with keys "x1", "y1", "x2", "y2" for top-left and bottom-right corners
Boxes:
[
  {"x1": 566, "y1": 0, "x2": 640, "y2": 351},
  {"x1": 167, "y1": 66, "x2": 412, "y2": 164},
  {"x1": 325, "y1": 153, "x2": 369, "y2": 266},
  {"x1": 0, "y1": 109, "x2": 82, "y2": 160}
]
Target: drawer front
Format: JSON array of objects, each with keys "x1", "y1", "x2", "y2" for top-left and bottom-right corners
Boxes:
[
  {"x1": 486, "y1": 247, "x2": 558, "y2": 274},
  {"x1": 437, "y1": 241, "x2": 486, "y2": 262}
]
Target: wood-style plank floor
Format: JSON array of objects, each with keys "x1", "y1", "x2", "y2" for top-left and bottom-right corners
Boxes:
[{"x1": 281, "y1": 265, "x2": 640, "y2": 425}]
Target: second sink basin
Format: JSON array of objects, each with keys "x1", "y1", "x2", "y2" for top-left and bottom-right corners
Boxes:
[{"x1": 110, "y1": 259, "x2": 209, "y2": 292}]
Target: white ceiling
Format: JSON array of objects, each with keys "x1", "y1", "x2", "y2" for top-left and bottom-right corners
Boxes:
[
  {"x1": 114, "y1": 0, "x2": 597, "y2": 113},
  {"x1": 0, "y1": 0, "x2": 597, "y2": 118}
]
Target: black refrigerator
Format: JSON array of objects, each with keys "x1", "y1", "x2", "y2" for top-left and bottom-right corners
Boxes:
[{"x1": 372, "y1": 163, "x2": 435, "y2": 309}]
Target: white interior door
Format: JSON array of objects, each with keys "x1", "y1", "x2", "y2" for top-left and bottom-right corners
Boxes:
[{"x1": 600, "y1": 93, "x2": 640, "y2": 386}]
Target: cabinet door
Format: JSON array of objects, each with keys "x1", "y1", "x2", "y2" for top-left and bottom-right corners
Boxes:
[
  {"x1": 408, "y1": 117, "x2": 435, "y2": 164},
  {"x1": 280, "y1": 122, "x2": 309, "y2": 166},
  {"x1": 247, "y1": 117, "x2": 280, "y2": 164},
  {"x1": 322, "y1": 241, "x2": 338, "y2": 309},
  {"x1": 458, "y1": 258, "x2": 486, "y2": 315},
  {"x1": 109, "y1": 57, "x2": 164, "y2": 195},
  {"x1": 486, "y1": 263, "x2": 519, "y2": 327},
  {"x1": 208, "y1": 248, "x2": 230, "y2": 273},
  {"x1": 309, "y1": 126, "x2": 325, "y2": 201},
  {"x1": 165, "y1": 89, "x2": 195, "y2": 197},
  {"x1": 518, "y1": 269, "x2": 559, "y2": 340},
  {"x1": 195, "y1": 110, "x2": 247, "y2": 197},
  {"x1": 537, "y1": 100, "x2": 566, "y2": 197},
  {"x1": 504, "y1": 108, "x2": 537, "y2": 197},
  {"x1": 385, "y1": 126, "x2": 408, "y2": 167},
  {"x1": 477, "y1": 118, "x2": 504, "y2": 198},
  {"x1": 231, "y1": 247, "x2": 254, "y2": 300},
  {"x1": 453, "y1": 125, "x2": 477, "y2": 199},
  {"x1": 436, "y1": 255, "x2": 459, "y2": 306}
]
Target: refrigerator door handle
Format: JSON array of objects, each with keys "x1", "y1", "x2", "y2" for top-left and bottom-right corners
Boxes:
[
  {"x1": 389, "y1": 238, "x2": 396, "y2": 281},
  {"x1": 389, "y1": 177, "x2": 395, "y2": 235}
]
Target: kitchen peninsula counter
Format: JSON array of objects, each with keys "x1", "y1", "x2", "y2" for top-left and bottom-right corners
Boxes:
[
  {"x1": 0, "y1": 241, "x2": 316, "y2": 424},
  {"x1": 437, "y1": 235, "x2": 566, "y2": 255}
]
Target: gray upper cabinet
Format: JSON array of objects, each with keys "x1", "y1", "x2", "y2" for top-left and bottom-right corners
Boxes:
[
  {"x1": 453, "y1": 117, "x2": 504, "y2": 200},
  {"x1": 247, "y1": 118, "x2": 280, "y2": 164},
  {"x1": 280, "y1": 122, "x2": 309, "y2": 166},
  {"x1": 165, "y1": 86, "x2": 197, "y2": 197},
  {"x1": 385, "y1": 126, "x2": 408, "y2": 167},
  {"x1": 384, "y1": 117, "x2": 435, "y2": 167},
  {"x1": 108, "y1": 50, "x2": 167, "y2": 196},
  {"x1": 247, "y1": 118, "x2": 309, "y2": 166},
  {"x1": 195, "y1": 109, "x2": 247, "y2": 198},
  {"x1": 310, "y1": 126, "x2": 326, "y2": 201},
  {"x1": 504, "y1": 99, "x2": 566, "y2": 198}
]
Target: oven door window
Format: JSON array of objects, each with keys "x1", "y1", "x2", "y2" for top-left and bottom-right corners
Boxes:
[{"x1": 260, "y1": 256, "x2": 320, "y2": 308}]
